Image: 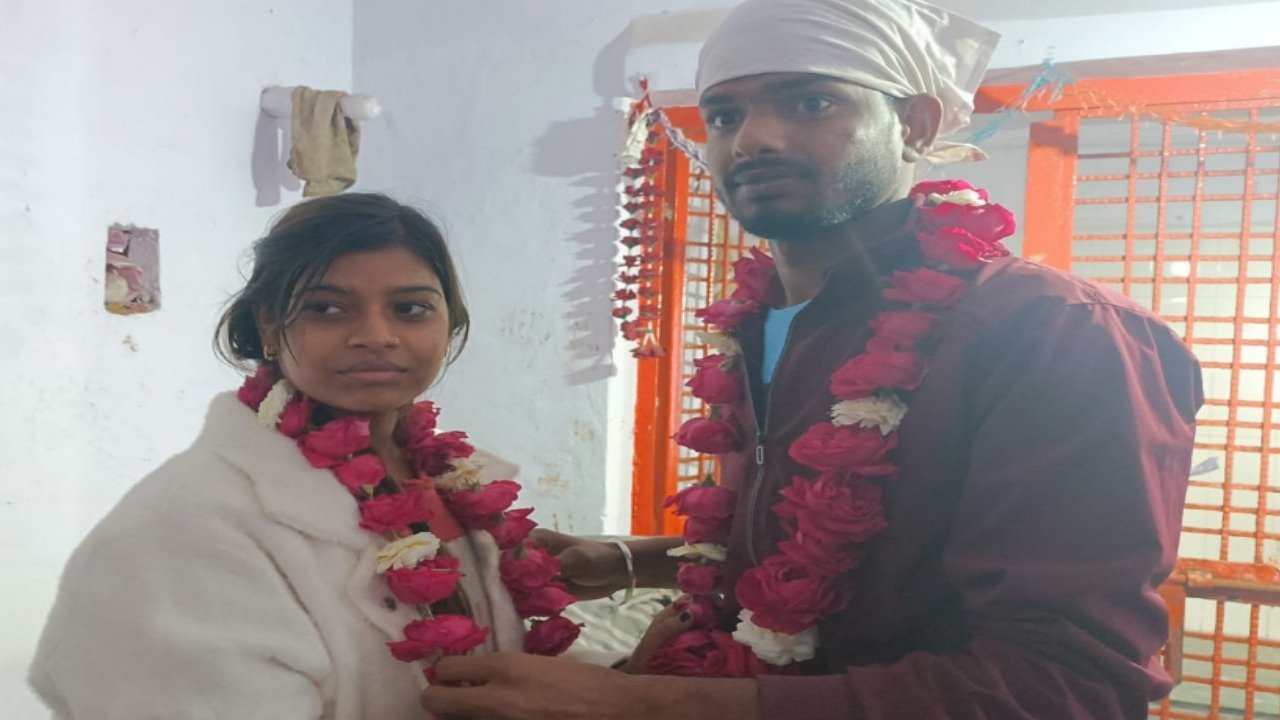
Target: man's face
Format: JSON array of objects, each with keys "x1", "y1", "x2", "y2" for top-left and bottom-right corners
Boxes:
[{"x1": 699, "y1": 72, "x2": 905, "y2": 241}]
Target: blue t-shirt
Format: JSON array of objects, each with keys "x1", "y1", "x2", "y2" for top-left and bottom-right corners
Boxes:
[{"x1": 762, "y1": 301, "x2": 810, "y2": 387}]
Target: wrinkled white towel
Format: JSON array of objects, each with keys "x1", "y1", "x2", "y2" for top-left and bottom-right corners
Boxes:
[{"x1": 288, "y1": 86, "x2": 361, "y2": 196}]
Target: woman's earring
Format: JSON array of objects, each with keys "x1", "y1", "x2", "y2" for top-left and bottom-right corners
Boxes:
[{"x1": 264, "y1": 348, "x2": 279, "y2": 362}]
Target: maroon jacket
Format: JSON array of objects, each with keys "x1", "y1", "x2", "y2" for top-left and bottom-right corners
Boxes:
[{"x1": 718, "y1": 240, "x2": 1203, "y2": 719}]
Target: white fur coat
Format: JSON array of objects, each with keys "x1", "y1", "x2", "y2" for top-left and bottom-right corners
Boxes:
[{"x1": 29, "y1": 392, "x2": 525, "y2": 719}]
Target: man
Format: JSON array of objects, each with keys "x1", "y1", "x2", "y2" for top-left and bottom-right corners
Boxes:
[{"x1": 421, "y1": 0, "x2": 1203, "y2": 718}]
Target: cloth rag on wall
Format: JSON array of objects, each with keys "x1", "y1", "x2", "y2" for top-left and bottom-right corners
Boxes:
[{"x1": 287, "y1": 86, "x2": 361, "y2": 197}]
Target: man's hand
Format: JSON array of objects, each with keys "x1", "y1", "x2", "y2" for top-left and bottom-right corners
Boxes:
[
  {"x1": 419, "y1": 653, "x2": 760, "y2": 720},
  {"x1": 420, "y1": 653, "x2": 646, "y2": 719},
  {"x1": 529, "y1": 530, "x2": 628, "y2": 600}
]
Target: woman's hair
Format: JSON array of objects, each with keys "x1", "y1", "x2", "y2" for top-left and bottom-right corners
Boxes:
[{"x1": 215, "y1": 193, "x2": 469, "y2": 370}]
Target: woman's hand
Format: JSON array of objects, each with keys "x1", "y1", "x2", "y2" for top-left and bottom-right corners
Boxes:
[
  {"x1": 617, "y1": 603, "x2": 695, "y2": 674},
  {"x1": 529, "y1": 529, "x2": 628, "y2": 600}
]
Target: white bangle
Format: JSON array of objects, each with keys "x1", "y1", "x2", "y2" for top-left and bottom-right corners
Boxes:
[{"x1": 611, "y1": 539, "x2": 635, "y2": 604}]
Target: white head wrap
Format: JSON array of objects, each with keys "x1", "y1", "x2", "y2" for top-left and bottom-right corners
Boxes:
[{"x1": 697, "y1": 0, "x2": 1000, "y2": 163}]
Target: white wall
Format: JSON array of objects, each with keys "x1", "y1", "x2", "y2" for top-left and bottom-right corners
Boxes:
[
  {"x1": 351, "y1": 9, "x2": 1279, "y2": 709},
  {"x1": 351, "y1": 0, "x2": 742, "y2": 540},
  {"x1": 350, "y1": 0, "x2": 1279, "y2": 545},
  {"x1": 5, "y1": 0, "x2": 1277, "y2": 716},
  {"x1": 345, "y1": 0, "x2": 1039, "y2": 546},
  {"x1": 0, "y1": 1, "x2": 352, "y2": 716},
  {"x1": 627, "y1": 1, "x2": 1280, "y2": 99}
]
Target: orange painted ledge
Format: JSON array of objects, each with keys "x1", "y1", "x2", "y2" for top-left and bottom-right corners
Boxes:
[
  {"x1": 1165, "y1": 558, "x2": 1280, "y2": 605},
  {"x1": 976, "y1": 69, "x2": 1280, "y2": 114}
]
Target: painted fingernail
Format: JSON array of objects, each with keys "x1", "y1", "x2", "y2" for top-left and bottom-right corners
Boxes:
[{"x1": 679, "y1": 612, "x2": 691, "y2": 622}]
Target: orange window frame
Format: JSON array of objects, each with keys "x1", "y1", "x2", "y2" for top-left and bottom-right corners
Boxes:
[
  {"x1": 980, "y1": 68, "x2": 1280, "y2": 718},
  {"x1": 630, "y1": 107, "x2": 701, "y2": 536},
  {"x1": 976, "y1": 70, "x2": 1280, "y2": 269},
  {"x1": 629, "y1": 67, "x2": 1280, "y2": 718},
  {"x1": 632, "y1": 74, "x2": 1280, "y2": 577}
]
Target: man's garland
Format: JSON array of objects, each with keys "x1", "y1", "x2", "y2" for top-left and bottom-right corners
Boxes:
[
  {"x1": 649, "y1": 180, "x2": 1015, "y2": 674},
  {"x1": 237, "y1": 374, "x2": 584, "y2": 679}
]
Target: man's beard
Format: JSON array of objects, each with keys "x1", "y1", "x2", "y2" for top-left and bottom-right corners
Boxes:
[{"x1": 719, "y1": 154, "x2": 898, "y2": 242}]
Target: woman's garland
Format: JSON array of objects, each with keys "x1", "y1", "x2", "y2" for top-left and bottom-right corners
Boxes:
[
  {"x1": 649, "y1": 180, "x2": 1015, "y2": 675},
  {"x1": 237, "y1": 374, "x2": 583, "y2": 678}
]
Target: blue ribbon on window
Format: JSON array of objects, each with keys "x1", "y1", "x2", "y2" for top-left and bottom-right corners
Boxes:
[{"x1": 966, "y1": 59, "x2": 1076, "y2": 147}]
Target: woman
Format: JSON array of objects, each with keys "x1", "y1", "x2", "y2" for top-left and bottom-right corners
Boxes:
[{"x1": 30, "y1": 194, "x2": 580, "y2": 719}]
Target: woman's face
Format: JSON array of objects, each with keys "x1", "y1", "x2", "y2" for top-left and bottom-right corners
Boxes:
[{"x1": 266, "y1": 246, "x2": 451, "y2": 415}]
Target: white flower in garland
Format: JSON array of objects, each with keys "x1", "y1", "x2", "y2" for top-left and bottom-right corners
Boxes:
[
  {"x1": 927, "y1": 188, "x2": 986, "y2": 207},
  {"x1": 732, "y1": 610, "x2": 820, "y2": 666},
  {"x1": 257, "y1": 379, "x2": 295, "y2": 428},
  {"x1": 374, "y1": 532, "x2": 442, "y2": 573},
  {"x1": 436, "y1": 457, "x2": 485, "y2": 491},
  {"x1": 830, "y1": 394, "x2": 910, "y2": 436},
  {"x1": 697, "y1": 330, "x2": 741, "y2": 358},
  {"x1": 667, "y1": 542, "x2": 728, "y2": 563}
]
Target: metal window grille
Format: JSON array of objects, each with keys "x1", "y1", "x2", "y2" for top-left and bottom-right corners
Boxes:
[
  {"x1": 634, "y1": 73, "x2": 1280, "y2": 718},
  {"x1": 630, "y1": 112, "x2": 760, "y2": 536},
  {"x1": 1009, "y1": 72, "x2": 1280, "y2": 719},
  {"x1": 674, "y1": 164, "x2": 756, "y2": 482}
]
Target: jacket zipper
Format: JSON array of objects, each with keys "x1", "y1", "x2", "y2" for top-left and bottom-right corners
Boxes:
[{"x1": 744, "y1": 314, "x2": 801, "y2": 566}]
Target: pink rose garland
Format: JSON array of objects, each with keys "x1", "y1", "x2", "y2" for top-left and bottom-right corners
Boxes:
[
  {"x1": 657, "y1": 180, "x2": 1014, "y2": 673},
  {"x1": 525, "y1": 615, "x2": 586, "y2": 656},
  {"x1": 238, "y1": 379, "x2": 583, "y2": 679},
  {"x1": 385, "y1": 556, "x2": 464, "y2": 606},
  {"x1": 388, "y1": 614, "x2": 494, "y2": 662},
  {"x1": 642, "y1": 629, "x2": 766, "y2": 678},
  {"x1": 686, "y1": 355, "x2": 743, "y2": 406}
]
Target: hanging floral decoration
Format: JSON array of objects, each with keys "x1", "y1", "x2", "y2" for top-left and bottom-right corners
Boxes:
[
  {"x1": 614, "y1": 77, "x2": 667, "y2": 359},
  {"x1": 648, "y1": 179, "x2": 1015, "y2": 675},
  {"x1": 237, "y1": 375, "x2": 584, "y2": 679}
]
